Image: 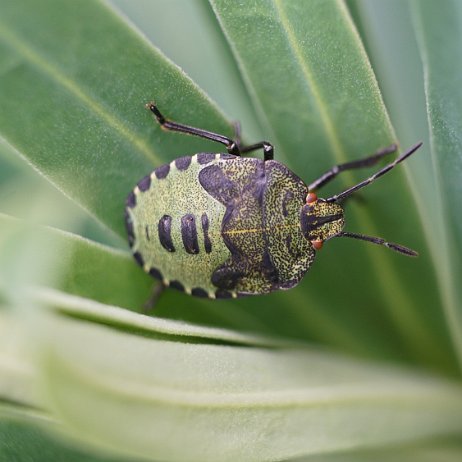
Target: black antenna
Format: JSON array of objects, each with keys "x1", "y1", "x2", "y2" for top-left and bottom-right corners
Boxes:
[
  {"x1": 336, "y1": 231, "x2": 418, "y2": 257},
  {"x1": 326, "y1": 142, "x2": 423, "y2": 203}
]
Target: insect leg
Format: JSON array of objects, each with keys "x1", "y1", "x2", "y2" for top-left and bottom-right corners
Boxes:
[
  {"x1": 239, "y1": 141, "x2": 274, "y2": 161},
  {"x1": 146, "y1": 102, "x2": 274, "y2": 160},
  {"x1": 143, "y1": 282, "x2": 166, "y2": 313},
  {"x1": 308, "y1": 144, "x2": 398, "y2": 191},
  {"x1": 147, "y1": 102, "x2": 241, "y2": 154},
  {"x1": 231, "y1": 116, "x2": 274, "y2": 160}
]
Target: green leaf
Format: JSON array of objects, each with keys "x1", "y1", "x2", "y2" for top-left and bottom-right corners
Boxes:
[
  {"x1": 349, "y1": 0, "x2": 462, "y2": 371},
  {"x1": 0, "y1": 214, "x2": 152, "y2": 311},
  {"x1": 34, "y1": 288, "x2": 294, "y2": 348},
  {"x1": 0, "y1": 137, "x2": 123, "y2": 247},
  {"x1": 211, "y1": 0, "x2": 394, "y2": 165},
  {"x1": 410, "y1": 0, "x2": 462, "y2": 368},
  {"x1": 0, "y1": 0, "x2": 232, "y2": 240},
  {"x1": 37, "y1": 314, "x2": 462, "y2": 462},
  {"x1": 0, "y1": 314, "x2": 36, "y2": 409},
  {"x1": 294, "y1": 439, "x2": 462, "y2": 462},
  {"x1": 0, "y1": 406, "x2": 133, "y2": 462},
  {"x1": 110, "y1": 0, "x2": 264, "y2": 141},
  {"x1": 209, "y1": 0, "x2": 455, "y2": 374}
]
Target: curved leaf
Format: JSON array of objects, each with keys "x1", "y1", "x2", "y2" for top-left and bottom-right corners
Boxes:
[
  {"x1": 0, "y1": 408, "x2": 132, "y2": 462},
  {"x1": 0, "y1": 314, "x2": 36, "y2": 409},
  {"x1": 295, "y1": 439, "x2": 462, "y2": 462},
  {"x1": 35, "y1": 288, "x2": 295, "y2": 348},
  {"x1": 38, "y1": 315, "x2": 462, "y2": 462},
  {"x1": 349, "y1": 0, "x2": 462, "y2": 372},
  {"x1": 411, "y1": 0, "x2": 462, "y2": 368}
]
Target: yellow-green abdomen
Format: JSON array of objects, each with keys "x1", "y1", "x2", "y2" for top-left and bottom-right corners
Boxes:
[{"x1": 125, "y1": 153, "x2": 232, "y2": 298}]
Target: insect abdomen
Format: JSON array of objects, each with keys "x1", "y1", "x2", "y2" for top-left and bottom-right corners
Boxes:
[{"x1": 125, "y1": 154, "x2": 232, "y2": 298}]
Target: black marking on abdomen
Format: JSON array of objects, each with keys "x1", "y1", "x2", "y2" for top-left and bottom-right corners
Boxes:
[
  {"x1": 149, "y1": 267, "x2": 163, "y2": 280},
  {"x1": 137, "y1": 174, "x2": 151, "y2": 192},
  {"x1": 201, "y1": 213, "x2": 212, "y2": 253},
  {"x1": 175, "y1": 156, "x2": 191, "y2": 170},
  {"x1": 169, "y1": 280, "x2": 185, "y2": 292},
  {"x1": 215, "y1": 289, "x2": 233, "y2": 299},
  {"x1": 145, "y1": 225, "x2": 150, "y2": 241},
  {"x1": 192, "y1": 287, "x2": 209, "y2": 298},
  {"x1": 158, "y1": 215, "x2": 175, "y2": 252},
  {"x1": 126, "y1": 191, "x2": 136, "y2": 208},
  {"x1": 155, "y1": 164, "x2": 170, "y2": 179},
  {"x1": 197, "y1": 153, "x2": 216, "y2": 165},
  {"x1": 181, "y1": 214, "x2": 199, "y2": 254},
  {"x1": 133, "y1": 251, "x2": 144, "y2": 268},
  {"x1": 125, "y1": 210, "x2": 134, "y2": 247}
]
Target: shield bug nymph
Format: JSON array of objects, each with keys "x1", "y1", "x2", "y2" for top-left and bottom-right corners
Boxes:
[{"x1": 125, "y1": 102, "x2": 421, "y2": 301}]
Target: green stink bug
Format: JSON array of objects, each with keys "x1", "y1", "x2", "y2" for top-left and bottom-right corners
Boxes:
[{"x1": 125, "y1": 103, "x2": 421, "y2": 301}]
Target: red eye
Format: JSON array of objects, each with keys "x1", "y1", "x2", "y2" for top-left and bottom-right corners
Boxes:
[
  {"x1": 306, "y1": 192, "x2": 317, "y2": 204},
  {"x1": 311, "y1": 240, "x2": 323, "y2": 250}
]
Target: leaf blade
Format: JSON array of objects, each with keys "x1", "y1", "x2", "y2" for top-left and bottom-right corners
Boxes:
[
  {"x1": 349, "y1": 0, "x2": 462, "y2": 374},
  {"x1": 0, "y1": 213, "x2": 152, "y2": 311},
  {"x1": 210, "y1": 0, "x2": 451, "y2": 372},
  {"x1": 0, "y1": 407, "x2": 133, "y2": 462},
  {"x1": 38, "y1": 315, "x2": 462, "y2": 462},
  {"x1": 410, "y1": 0, "x2": 462, "y2": 369},
  {"x1": 0, "y1": 0, "x2": 233, "y2": 238}
]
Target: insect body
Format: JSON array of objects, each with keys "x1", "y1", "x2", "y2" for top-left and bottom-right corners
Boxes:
[{"x1": 125, "y1": 103, "x2": 421, "y2": 300}]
